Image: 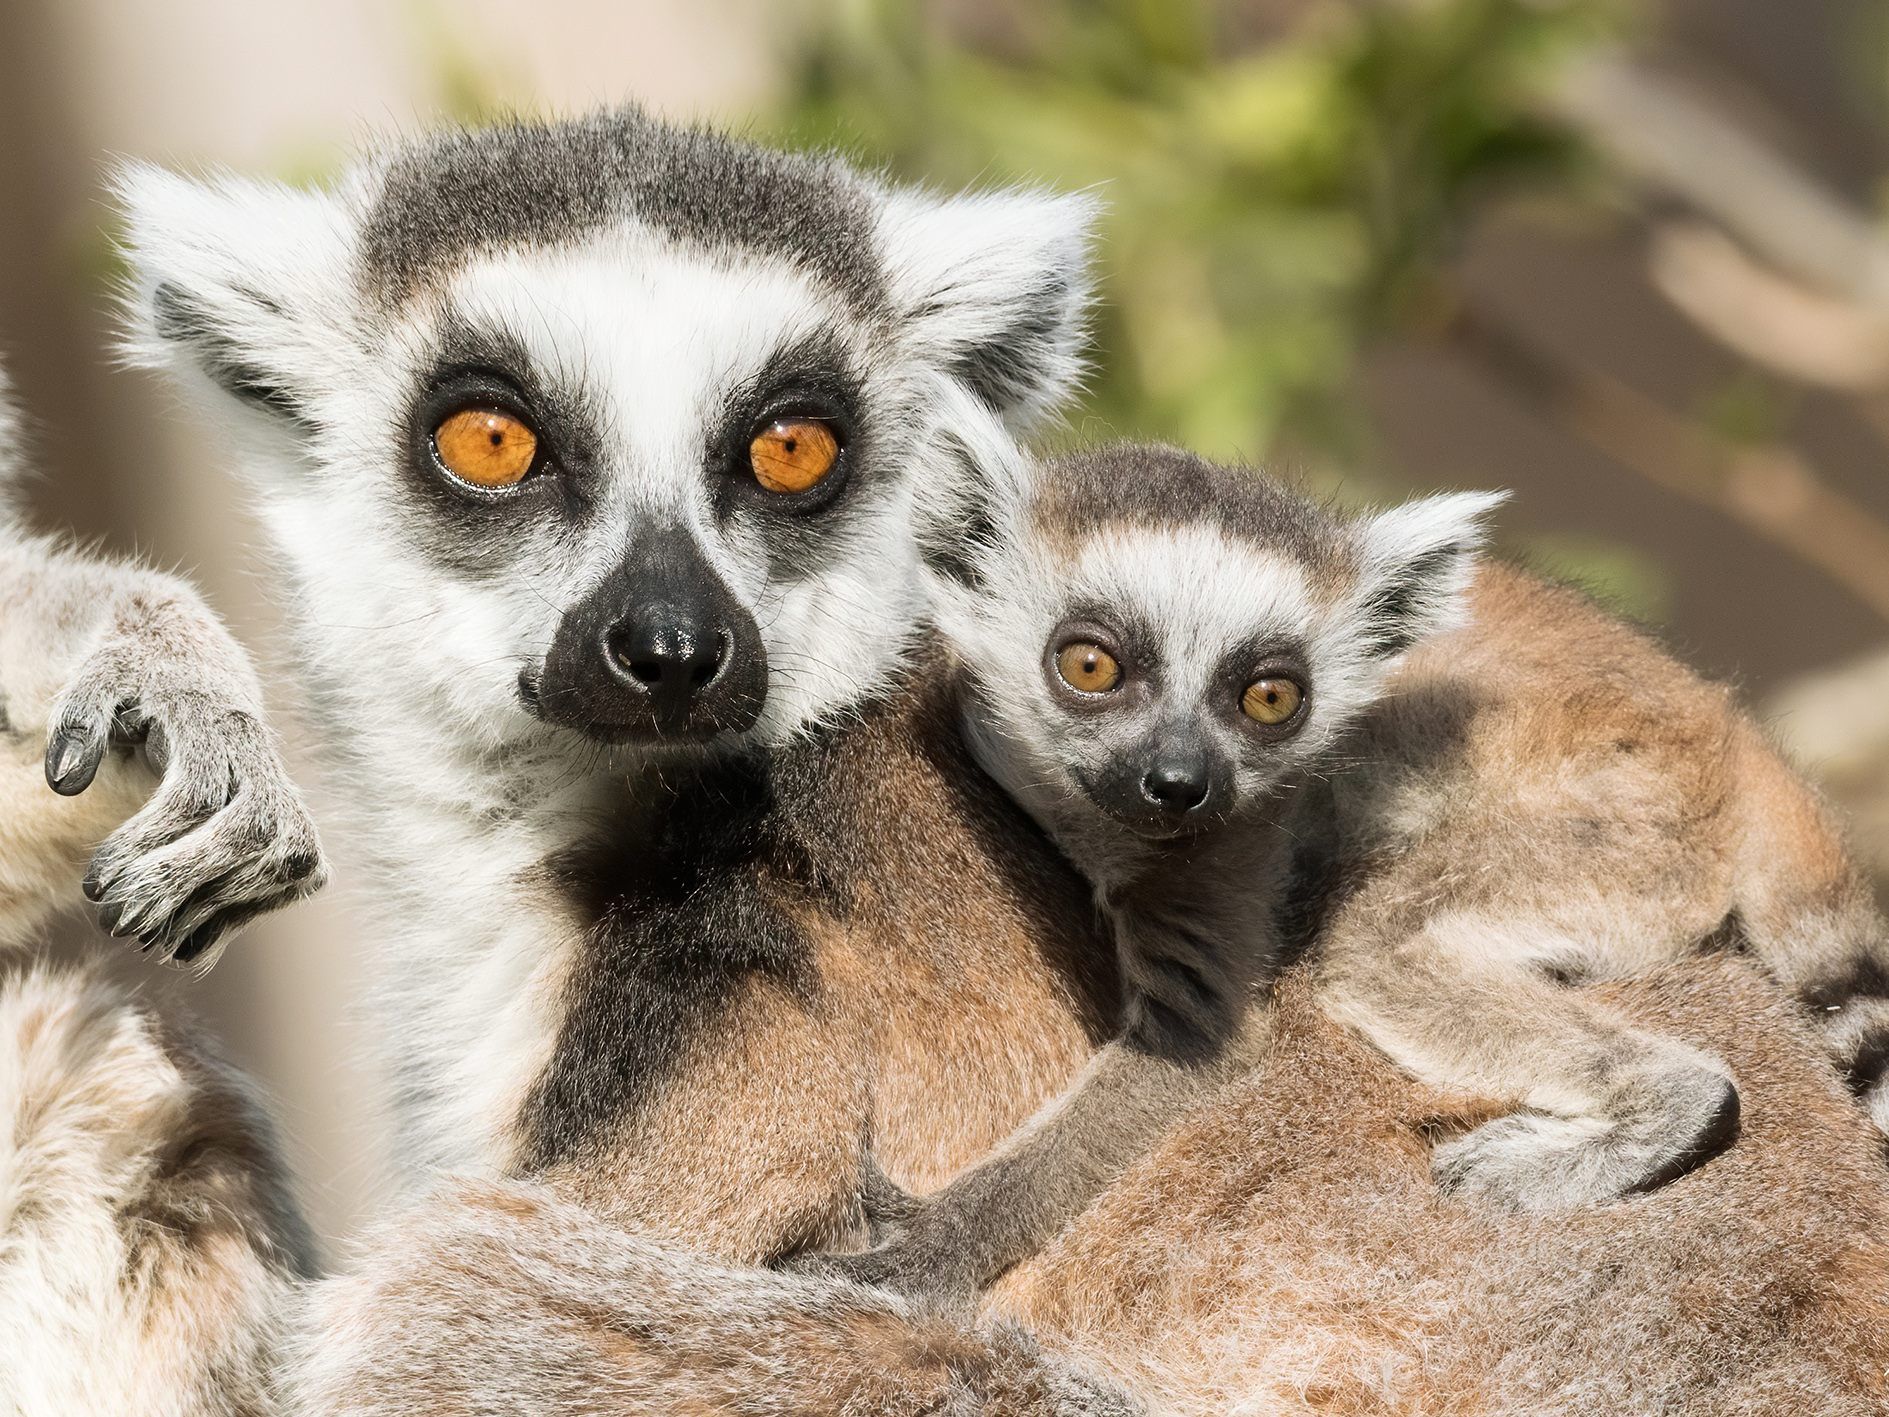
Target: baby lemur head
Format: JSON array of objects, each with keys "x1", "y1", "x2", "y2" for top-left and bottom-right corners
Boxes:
[
  {"x1": 928, "y1": 443, "x2": 1500, "y2": 859},
  {"x1": 116, "y1": 110, "x2": 1094, "y2": 782}
]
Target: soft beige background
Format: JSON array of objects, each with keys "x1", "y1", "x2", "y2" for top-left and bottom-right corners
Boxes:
[{"x1": 4, "y1": 0, "x2": 1886, "y2": 1252}]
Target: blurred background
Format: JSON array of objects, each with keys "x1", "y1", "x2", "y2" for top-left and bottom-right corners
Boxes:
[{"x1": 5, "y1": 0, "x2": 1888, "y2": 1249}]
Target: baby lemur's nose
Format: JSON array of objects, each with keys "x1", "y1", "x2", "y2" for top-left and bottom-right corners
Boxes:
[
  {"x1": 606, "y1": 615, "x2": 727, "y2": 713},
  {"x1": 1142, "y1": 760, "x2": 1210, "y2": 814}
]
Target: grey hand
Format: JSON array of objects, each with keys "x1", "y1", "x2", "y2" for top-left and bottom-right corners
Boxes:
[{"x1": 44, "y1": 609, "x2": 326, "y2": 969}]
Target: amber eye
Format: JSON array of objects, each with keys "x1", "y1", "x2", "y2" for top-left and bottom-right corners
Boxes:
[
  {"x1": 750, "y1": 417, "x2": 841, "y2": 495},
  {"x1": 1055, "y1": 642, "x2": 1123, "y2": 695},
  {"x1": 433, "y1": 407, "x2": 539, "y2": 489},
  {"x1": 1241, "y1": 677, "x2": 1304, "y2": 725}
]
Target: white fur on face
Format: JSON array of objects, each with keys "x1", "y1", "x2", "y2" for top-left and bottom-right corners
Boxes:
[
  {"x1": 940, "y1": 520, "x2": 1399, "y2": 825},
  {"x1": 934, "y1": 475, "x2": 1498, "y2": 860}
]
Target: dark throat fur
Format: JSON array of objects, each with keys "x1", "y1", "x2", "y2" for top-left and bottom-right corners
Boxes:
[{"x1": 513, "y1": 744, "x2": 837, "y2": 1174}]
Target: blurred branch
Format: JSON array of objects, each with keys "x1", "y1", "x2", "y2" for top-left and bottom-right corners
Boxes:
[
  {"x1": 1433, "y1": 291, "x2": 1889, "y2": 624},
  {"x1": 1549, "y1": 52, "x2": 1889, "y2": 307},
  {"x1": 1649, "y1": 222, "x2": 1889, "y2": 391}
]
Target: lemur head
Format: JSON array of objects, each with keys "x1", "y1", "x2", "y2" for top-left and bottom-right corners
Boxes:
[
  {"x1": 117, "y1": 110, "x2": 1092, "y2": 775},
  {"x1": 927, "y1": 443, "x2": 1500, "y2": 850}
]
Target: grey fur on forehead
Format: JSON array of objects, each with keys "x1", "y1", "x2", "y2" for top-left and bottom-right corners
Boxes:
[
  {"x1": 1038, "y1": 444, "x2": 1343, "y2": 563},
  {"x1": 358, "y1": 107, "x2": 888, "y2": 311}
]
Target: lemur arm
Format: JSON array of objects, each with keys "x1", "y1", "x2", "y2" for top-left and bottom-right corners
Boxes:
[
  {"x1": 807, "y1": 1029, "x2": 1267, "y2": 1309},
  {"x1": 792, "y1": 831, "x2": 1287, "y2": 1310},
  {"x1": 0, "y1": 526, "x2": 326, "y2": 964}
]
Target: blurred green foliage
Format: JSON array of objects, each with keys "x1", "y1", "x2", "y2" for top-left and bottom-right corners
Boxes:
[{"x1": 772, "y1": 0, "x2": 1620, "y2": 476}]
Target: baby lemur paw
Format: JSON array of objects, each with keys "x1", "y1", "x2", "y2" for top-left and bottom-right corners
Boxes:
[
  {"x1": 1821, "y1": 997, "x2": 1889, "y2": 1137},
  {"x1": 785, "y1": 1202, "x2": 982, "y2": 1314},
  {"x1": 44, "y1": 595, "x2": 326, "y2": 969},
  {"x1": 1434, "y1": 1066, "x2": 1740, "y2": 1213}
]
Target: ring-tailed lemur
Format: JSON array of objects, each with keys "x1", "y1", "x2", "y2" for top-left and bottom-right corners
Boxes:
[
  {"x1": 791, "y1": 443, "x2": 1497, "y2": 1304},
  {"x1": 806, "y1": 442, "x2": 1889, "y2": 1306},
  {"x1": 117, "y1": 107, "x2": 1127, "y2": 1260},
  {"x1": 0, "y1": 362, "x2": 321, "y2": 1415}
]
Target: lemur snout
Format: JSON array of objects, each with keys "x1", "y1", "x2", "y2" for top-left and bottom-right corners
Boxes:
[{"x1": 531, "y1": 527, "x2": 767, "y2": 743}]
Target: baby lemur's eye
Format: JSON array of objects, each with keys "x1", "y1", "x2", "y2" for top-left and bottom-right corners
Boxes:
[
  {"x1": 432, "y1": 407, "x2": 540, "y2": 489},
  {"x1": 750, "y1": 417, "x2": 841, "y2": 494},
  {"x1": 1241, "y1": 677, "x2": 1304, "y2": 726},
  {"x1": 1056, "y1": 642, "x2": 1123, "y2": 695}
]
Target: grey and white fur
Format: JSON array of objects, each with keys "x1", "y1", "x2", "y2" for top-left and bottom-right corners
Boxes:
[
  {"x1": 795, "y1": 442, "x2": 1497, "y2": 1305},
  {"x1": 116, "y1": 105, "x2": 1099, "y2": 1190},
  {"x1": 0, "y1": 362, "x2": 327, "y2": 967},
  {"x1": 0, "y1": 360, "x2": 322, "y2": 1416},
  {"x1": 828, "y1": 442, "x2": 1889, "y2": 1307}
]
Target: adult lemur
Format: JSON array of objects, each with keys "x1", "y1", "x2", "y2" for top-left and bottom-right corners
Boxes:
[
  {"x1": 0, "y1": 360, "x2": 324, "y2": 1414},
  {"x1": 120, "y1": 105, "x2": 1128, "y2": 1251},
  {"x1": 799, "y1": 443, "x2": 1889, "y2": 1306}
]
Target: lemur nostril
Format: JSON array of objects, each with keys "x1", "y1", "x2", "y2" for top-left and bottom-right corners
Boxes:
[
  {"x1": 688, "y1": 634, "x2": 728, "y2": 688},
  {"x1": 606, "y1": 619, "x2": 726, "y2": 698}
]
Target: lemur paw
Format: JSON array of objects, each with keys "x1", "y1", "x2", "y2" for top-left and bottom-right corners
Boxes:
[
  {"x1": 1434, "y1": 1067, "x2": 1740, "y2": 1213},
  {"x1": 44, "y1": 598, "x2": 326, "y2": 970},
  {"x1": 784, "y1": 1200, "x2": 981, "y2": 1314},
  {"x1": 1821, "y1": 997, "x2": 1889, "y2": 1137}
]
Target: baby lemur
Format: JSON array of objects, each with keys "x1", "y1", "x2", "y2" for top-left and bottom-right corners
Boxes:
[
  {"x1": 805, "y1": 442, "x2": 1889, "y2": 1307},
  {"x1": 795, "y1": 442, "x2": 1499, "y2": 1304}
]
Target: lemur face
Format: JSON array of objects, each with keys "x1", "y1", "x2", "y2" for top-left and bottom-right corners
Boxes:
[
  {"x1": 120, "y1": 111, "x2": 1093, "y2": 763},
  {"x1": 933, "y1": 444, "x2": 1500, "y2": 848}
]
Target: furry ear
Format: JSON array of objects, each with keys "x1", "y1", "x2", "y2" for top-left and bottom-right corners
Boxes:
[
  {"x1": 115, "y1": 162, "x2": 357, "y2": 429},
  {"x1": 875, "y1": 184, "x2": 1097, "y2": 432},
  {"x1": 1348, "y1": 490, "x2": 1506, "y2": 657},
  {"x1": 910, "y1": 383, "x2": 1041, "y2": 596}
]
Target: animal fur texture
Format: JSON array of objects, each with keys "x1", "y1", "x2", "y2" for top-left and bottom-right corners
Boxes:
[
  {"x1": 0, "y1": 360, "x2": 323, "y2": 1416},
  {"x1": 831, "y1": 444, "x2": 1889, "y2": 1310},
  {"x1": 796, "y1": 445, "x2": 1498, "y2": 1304},
  {"x1": 0, "y1": 961, "x2": 315, "y2": 1417},
  {"x1": 1315, "y1": 557, "x2": 1889, "y2": 1209},
  {"x1": 106, "y1": 109, "x2": 1889, "y2": 1413},
  {"x1": 0, "y1": 393, "x2": 327, "y2": 966},
  {"x1": 117, "y1": 107, "x2": 1101, "y2": 1202},
  {"x1": 289, "y1": 954, "x2": 1889, "y2": 1415}
]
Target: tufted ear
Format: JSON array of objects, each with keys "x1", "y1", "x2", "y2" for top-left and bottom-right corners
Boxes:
[
  {"x1": 1348, "y1": 490, "x2": 1506, "y2": 658},
  {"x1": 908, "y1": 380, "x2": 1044, "y2": 605},
  {"x1": 116, "y1": 162, "x2": 358, "y2": 431},
  {"x1": 875, "y1": 184, "x2": 1097, "y2": 433}
]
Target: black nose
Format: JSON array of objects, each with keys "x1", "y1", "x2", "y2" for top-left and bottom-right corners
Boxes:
[
  {"x1": 605, "y1": 614, "x2": 726, "y2": 720},
  {"x1": 1142, "y1": 760, "x2": 1210, "y2": 814}
]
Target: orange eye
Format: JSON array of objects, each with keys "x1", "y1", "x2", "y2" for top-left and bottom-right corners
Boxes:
[
  {"x1": 1055, "y1": 642, "x2": 1123, "y2": 695},
  {"x1": 750, "y1": 418, "x2": 840, "y2": 494},
  {"x1": 1241, "y1": 677, "x2": 1303, "y2": 725},
  {"x1": 433, "y1": 407, "x2": 539, "y2": 488}
]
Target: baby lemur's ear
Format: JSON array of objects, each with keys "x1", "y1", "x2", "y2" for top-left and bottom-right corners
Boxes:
[
  {"x1": 874, "y1": 183, "x2": 1098, "y2": 433},
  {"x1": 115, "y1": 163, "x2": 357, "y2": 432},
  {"x1": 1348, "y1": 490, "x2": 1506, "y2": 657}
]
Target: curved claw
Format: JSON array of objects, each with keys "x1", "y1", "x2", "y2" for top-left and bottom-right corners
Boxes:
[{"x1": 44, "y1": 719, "x2": 109, "y2": 796}]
